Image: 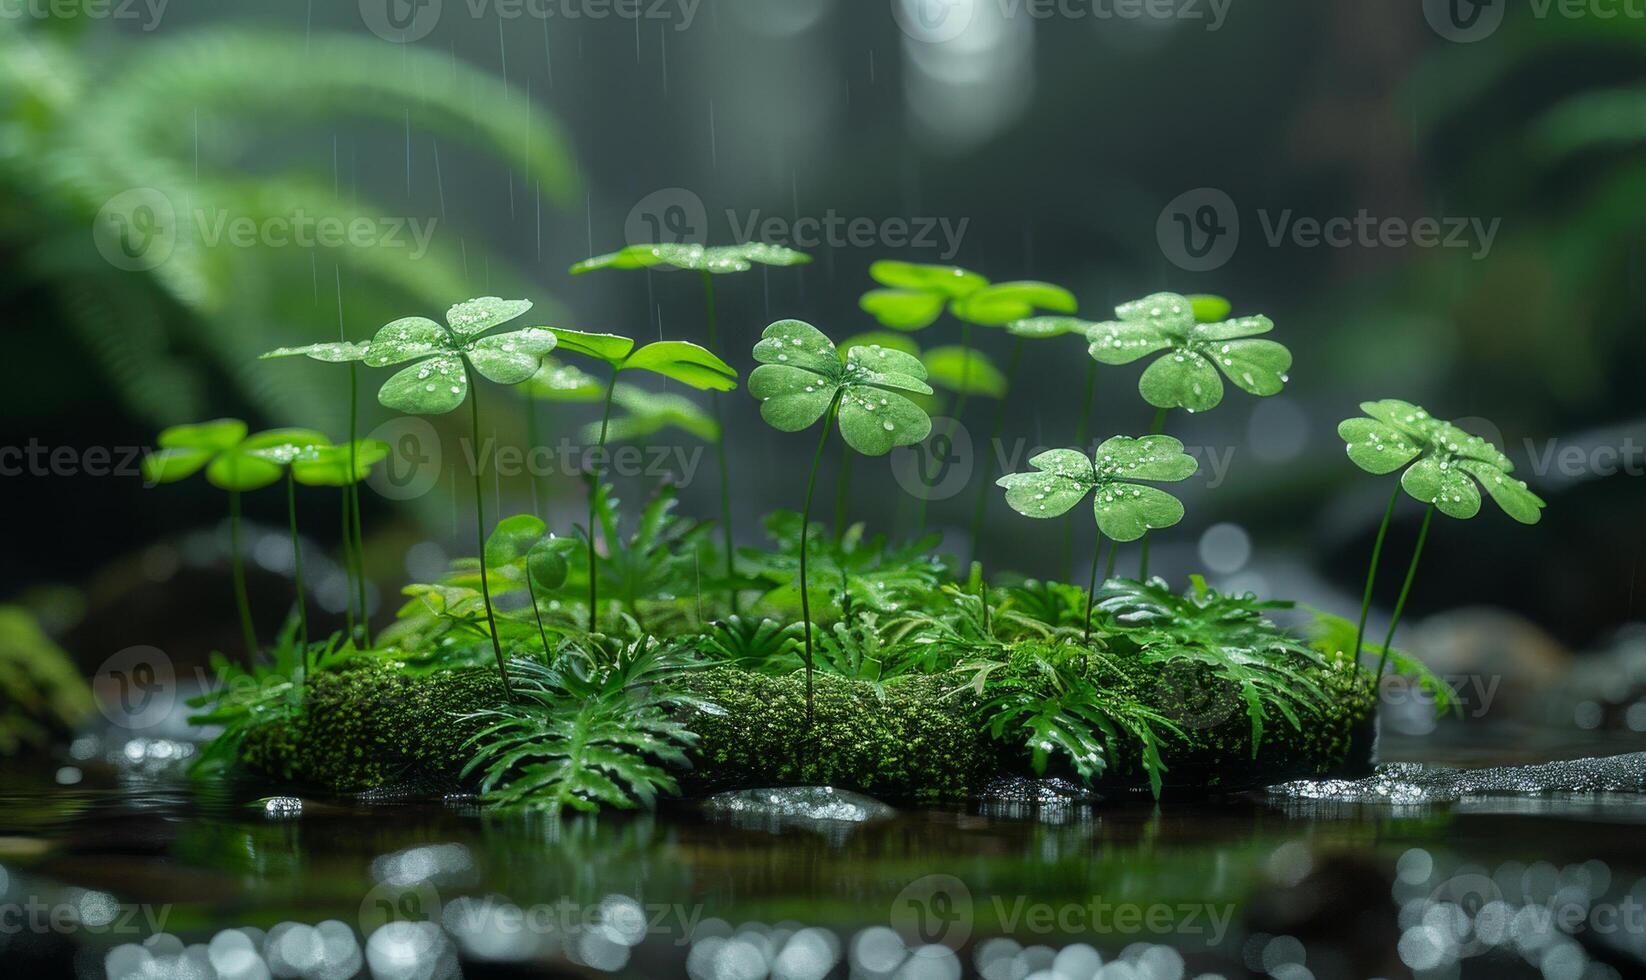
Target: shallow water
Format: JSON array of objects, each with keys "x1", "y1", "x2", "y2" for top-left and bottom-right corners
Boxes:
[{"x1": 2, "y1": 726, "x2": 1645, "y2": 979}]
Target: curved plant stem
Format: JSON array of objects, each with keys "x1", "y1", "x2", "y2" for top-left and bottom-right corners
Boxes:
[
  {"x1": 1137, "y1": 405, "x2": 1170, "y2": 580},
  {"x1": 285, "y1": 471, "x2": 308, "y2": 650},
  {"x1": 799, "y1": 392, "x2": 844, "y2": 735},
  {"x1": 1063, "y1": 356, "x2": 1100, "y2": 582},
  {"x1": 348, "y1": 361, "x2": 364, "y2": 644},
  {"x1": 587, "y1": 370, "x2": 619, "y2": 633},
  {"x1": 1353, "y1": 482, "x2": 1403, "y2": 666},
  {"x1": 466, "y1": 367, "x2": 513, "y2": 700},
  {"x1": 227, "y1": 490, "x2": 256, "y2": 660},
  {"x1": 1084, "y1": 532, "x2": 1107, "y2": 642},
  {"x1": 1376, "y1": 504, "x2": 1434, "y2": 683},
  {"x1": 339, "y1": 487, "x2": 356, "y2": 641},
  {"x1": 351, "y1": 483, "x2": 369, "y2": 646},
  {"x1": 700, "y1": 272, "x2": 739, "y2": 615},
  {"x1": 527, "y1": 584, "x2": 553, "y2": 660},
  {"x1": 969, "y1": 336, "x2": 1023, "y2": 568},
  {"x1": 834, "y1": 447, "x2": 853, "y2": 536}
]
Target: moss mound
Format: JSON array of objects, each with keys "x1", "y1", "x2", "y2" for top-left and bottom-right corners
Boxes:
[{"x1": 236, "y1": 644, "x2": 1377, "y2": 800}]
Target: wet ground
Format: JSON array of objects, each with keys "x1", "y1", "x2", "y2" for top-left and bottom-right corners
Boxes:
[{"x1": 1, "y1": 726, "x2": 1644, "y2": 979}]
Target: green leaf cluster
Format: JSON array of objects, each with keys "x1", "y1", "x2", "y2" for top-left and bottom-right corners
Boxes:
[{"x1": 1087, "y1": 292, "x2": 1290, "y2": 413}]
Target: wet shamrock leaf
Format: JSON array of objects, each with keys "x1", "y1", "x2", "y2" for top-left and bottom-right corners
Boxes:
[
  {"x1": 290, "y1": 439, "x2": 391, "y2": 487},
  {"x1": 260, "y1": 341, "x2": 372, "y2": 362},
  {"x1": 1087, "y1": 292, "x2": 1289, "y2": 413},
  {"x1": 922, "y1": 345, "x2": 1008, "y2": 398},
  {"x1": 547, "y1": 330, "x2": 738, "y2": 391},
  {"x1": 483, "y1": 514, "x2": 575, "y2": 593},
  {"x1": 859, "y1": 260, "x2": 989, "y2": 331},
  {"x1": 355, "y1": 297, "x2": 557, "y2": 414},
  {"x1": 518, "y1": 357, "x2": 606, "y2": 402},
  {"x1": 141, "y1": 418, "x2": 251, "y2": 486},
  {"x1": 948, "y1": 280, "x2": 1078, "y2": 326},
  {"x1": 748, "y1": 318, "x2": 932, "y2": 456},
  {"x1": 1338, "y1": 400, "x2": 1543, "y2": 523},
  {"x1": 578, "y1": 384, "x2": 718, "y2": 444},
  {"x1": 997, "y1": 435, "x2": 1199, "y2": 542},
  {"x1": 570, "y1": 241, "x2": 810, "y2": 275},
  {"x1": 1006, "y1": 316, "x2": 1092, "y2": 340}
]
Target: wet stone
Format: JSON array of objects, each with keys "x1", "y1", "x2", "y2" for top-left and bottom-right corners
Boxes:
[
  {"x1": 702, "y1": 786, "x2": 894, "y2": 826},
  {"x1": 1269, "y1": 752, "x2": 1646, "y2": 805}
]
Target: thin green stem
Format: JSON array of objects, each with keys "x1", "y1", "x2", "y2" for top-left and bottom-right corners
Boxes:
[
  {"x1": 285, "y1": 471, "x2": 308, "y2": 649},
  {"x1": 1085, "y1": 532, "x2": 1106, "y2": 642},
  {"x1": 1137, "y1": 405, "x2": 1170, "y2": 580},
  {"x1": 525, "y1": 399, "x2": 547, "y2": 518},
  {"x1": 701, "y1": 272, "x2": 738, "y2": 616},
  {"x1": 348, "y1": 361, "x2": 362, "y2": 642},
  {"x1": 914, "y1": 319, "x2": 974, "y2": 535},
  {"x1": 969, "y1": 336, "x2": 1023, "y2": 568},
  {"x1": 1063, "y1": 357, "x2": 1100, "y2": 582},
  {"x1": 527, "y1": 583, "x2": 553, "y2": 661},
  {"x1": 228, "y1": 490, "x2": 256, "y2": 660},
  {"x1": 834, "y1": 447, "x2": 853, "y2": 536},
  {"x1": 467, "y1": 370, "x2": 513, "y2": 699},
  {"x1": 1353, "y1": 482, "x2": 1402, "y2": 666},
  {"x1": 1376, "y1": 504, "x2": 1434, "y2": 683},
  {"x1": 340, "y1": 487, "x2": 356, "y2": 641},
  {"x1": 1104, "y1": 536, "x2": 1117, "y2": 582},
  {"x1": 587, "y1": 370, "x2": 619, "y2": 633},
  {"x1": 351, "y1": 483, "x2": 369, "y2": 647},
  {"x1": 799, "y1": 392, "x2": 844, "y2": 735}
]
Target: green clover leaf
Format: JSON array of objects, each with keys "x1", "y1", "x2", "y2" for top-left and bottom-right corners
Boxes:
[
  {"x1": 518, "y1": 357, "x2": 606, "y2": 402},
  {"x1": 948, "y1": 280, "x2": 1078, "y2": 326},
  {"x1": 569, "y1": 241, "x2": 810, "y2": 275},
  {"x1": 859, "y1": 260, "x2": 989, "y2": 331},
  {"x1": 546, "y1": 330, "x2": 738, "y2": 391},
  {"x1": 748, "y1": 319, "x2": 933, "y2": 456},
  {"x1": 1338, "y1": 400, "x2": 1544, "y2": 523},
  {"x1": 141, "y1": 418, "x2": 250, "y2": 486},
  {"x1": 357, "y1": 298, "x2": 557, "y2": 414},
  {"x1": 996, "y1": 435, "x2": 1199, "y2": 542},
  {"x1": 483, "y1": 514, "x2": 575, "y2": 592},
  {"x1": 1087, "y1": 292, "x2": 1289, "y2": 413},
  {"x1": 260, "y1": 341, "x2": 372, "y2": 363},
  {"x1": 1006, "y1": 316, "x2": 1092, "y2": 340},
  {"x1": 290, "y1": 439, "x2": 390, "y2": 487},
  {"x1": 922, "y1": 345, "x2": 1008, "y2": 398},
  {"x1": 578, "y1": 384, "x2": 718, "y2": 444}
]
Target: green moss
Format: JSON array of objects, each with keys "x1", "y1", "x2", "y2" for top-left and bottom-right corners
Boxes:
[
  {"x1": 236, "y1": 646, "x2": 1376, "y2": 800},
  {"x1": 670, "y1": 668, "x2": 1007, "y2": 802},
  {"x1": 239, "y1": 662, "x2": 505, "y2": 793}
]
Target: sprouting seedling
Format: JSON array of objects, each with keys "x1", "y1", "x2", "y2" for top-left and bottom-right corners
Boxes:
[
  {"x1": 267, "y1": 297, "x2": 558, "y2": 698},
  {"x1": 1087, "y1": 291, "x2": 1290, "y2": 415},
  {"x1": 484, "y1": 514, "x2": 575, "y2": 660},
  {"x1": 572, "y1": 241, "x2": 809, "y2": 617},
  {"x1": 141, "y1": 418, "x2": 265, "y2": 659},
  {"x1": 1338, "y1": 399, "x2": 1544, "y2": 681},
  {"x1": 289, "y1": 439, "x2": 390, "y2": 646},
  {"x1": 240, "y1": 428, "x2": 333, "y2": 650},
  {"x1": 545, "y1": 328, "x2": 738, "y2": 631},
  {"x1": 748, "y1": 318, "x2": 933, "y2": 730},
  {"x1": 997, "y1": 436, "x2": 1199, "y2": 640}
]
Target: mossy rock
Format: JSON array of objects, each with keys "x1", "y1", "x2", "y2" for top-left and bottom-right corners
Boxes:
[{"x1": 235, "y1": 644, "x2": 1377, "y2": 801}]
